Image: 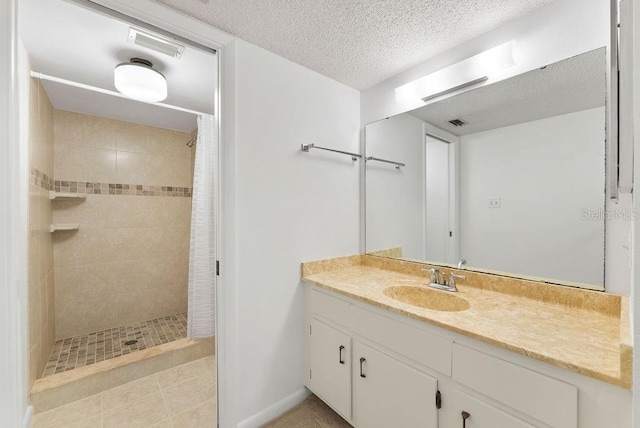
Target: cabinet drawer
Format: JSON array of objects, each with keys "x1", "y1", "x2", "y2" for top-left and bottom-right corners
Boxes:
[
  {"x1": 351, "y1": 305, "x2": 452, "y2": 376},
  {"x1": 309, "y1": 289, "x2": 350, "y2": 326},
  {"x1": 452, "y1": 388, "x2": 535, "y2": 428},
  {"x1": 452, "y1": 344, "x2": 577, "y2": 428}
]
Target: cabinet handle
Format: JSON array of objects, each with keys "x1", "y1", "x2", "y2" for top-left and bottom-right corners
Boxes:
[
  {"x1": 339, "y1": 345, "x2": 345, "y2": 364},
  {"x1": 359, "y1": 357, "x2": 366, "y2": 378},
  {"x1": 461, "y1": 411, "x2": 471, "y2": 428}
]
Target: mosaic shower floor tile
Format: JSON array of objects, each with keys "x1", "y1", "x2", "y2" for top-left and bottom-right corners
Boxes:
[{"x1": 43, "y1": 313, "x2": 187, "y2": 377}]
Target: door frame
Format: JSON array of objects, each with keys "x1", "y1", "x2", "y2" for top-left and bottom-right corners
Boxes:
[
  {"x1": 424, "y1": 130, "x2": 460, "y2": 265},
  {"x1": 1, "y1": 0, "x2": 30, "y2": 426},
  {"x1": 6, "y1": 0, "x2": 240, "y2": 426}
]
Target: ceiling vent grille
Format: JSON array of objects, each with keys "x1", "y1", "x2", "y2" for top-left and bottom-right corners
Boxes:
[
  {"x1": 128, "y1": 27, "x2": 185, "y2": 59},
  {"x1": 448, "y1": 119, "x2": 467, "y2": 127}
]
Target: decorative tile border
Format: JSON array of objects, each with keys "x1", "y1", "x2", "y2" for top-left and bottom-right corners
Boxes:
[
  {"x1": 54, "y1": 181, "x2": 193, "y2": 197},
  {"x1": 30, "y1": 167, "x2": 192, "y2": 197},
  {"x1": 31, "y1": 167, "x2": 54, "y2": 191}
]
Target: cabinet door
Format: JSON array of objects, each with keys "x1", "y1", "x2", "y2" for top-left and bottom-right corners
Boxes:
[
  {"x1": 354, "y1": 341, "x2": 438, "y2": 428},
  {"x1": 309, "y1": 317, "x2": 352, "y2": 419},
  {"x1": 451, "y1": 389, "x2": 535, "y2": 428}
]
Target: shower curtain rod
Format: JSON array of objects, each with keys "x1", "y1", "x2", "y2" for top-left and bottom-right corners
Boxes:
[{"x1": 30, "y1": 71, "x2": 207, "y2": 117}]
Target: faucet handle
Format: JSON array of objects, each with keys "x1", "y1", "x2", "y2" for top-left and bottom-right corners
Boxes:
[
  {"x1": 422, "y1": 268, "x2": 438, "y2": 284},
  {"x1": 448, "y1": 272, "x2": 466, "y2": 287}
]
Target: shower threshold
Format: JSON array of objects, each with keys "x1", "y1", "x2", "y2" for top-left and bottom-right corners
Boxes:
[{"x1": 43, "y1": 313, "x2": 187, "y2": 377}]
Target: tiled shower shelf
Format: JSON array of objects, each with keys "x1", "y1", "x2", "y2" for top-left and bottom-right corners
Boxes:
[
  {"x1": 42, "y1": 313, "x2": 187, "y2": 377},
  {"x1": 49, "y1": 191, "x2": 86, "y2": 200},
  {"x1": 49, "y1": 223, "x2": 79, "y2": 233}
]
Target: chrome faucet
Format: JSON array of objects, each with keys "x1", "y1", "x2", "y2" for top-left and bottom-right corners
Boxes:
[
  {"x1": 422, "y1": 268, "x2": 442, "y2": 285},
  {"x1": 457, "y1": 259, "x2": 467, "y2": 269},
  {"x1": 447, "y1": 272, "x2": 466, "y2": 290},
  {"x1": 425, "y1": 268, "x2": 439, "y2": 284},
  {"x1": 423, "y1": 268, "x2": 462, "y2": 292}
]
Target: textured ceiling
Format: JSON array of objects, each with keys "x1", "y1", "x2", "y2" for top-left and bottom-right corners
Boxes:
[
  {"x1": 18, "y1": 0, "x2": 561, "y2": 131},
  {"x1": 407, "y1": 47, "x2": 606, "y2": 136},
  {"x1": 153, "y1": 0, "x2": 555, "y2": 90}
]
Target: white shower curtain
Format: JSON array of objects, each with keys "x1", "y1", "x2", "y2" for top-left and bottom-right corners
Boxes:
[{"x1": 187, "y1": 114, "x2": 217, "y2": 338}]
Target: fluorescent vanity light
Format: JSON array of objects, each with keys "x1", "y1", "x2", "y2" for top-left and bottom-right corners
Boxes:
[
  {"x1": 395, "y1": 41, "x2": 516, "y2": 103},
  {"x1": 114, "y1": 58, "x2": 167, "y2": 102}
]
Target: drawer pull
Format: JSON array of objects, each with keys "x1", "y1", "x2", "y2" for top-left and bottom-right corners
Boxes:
[
  {"x1": 359, "y1": 357, "x2": 366, "y2": 378},
  {"x1": 461, "y1": 411, "x2": 471, "y2": 428},
  {"x1": 339, "y1": 345, "x2": 345, "y2": 364}
]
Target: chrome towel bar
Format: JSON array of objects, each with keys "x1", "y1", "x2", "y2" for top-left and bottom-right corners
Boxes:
[
  {"x1": 365, "y1": 156, "x2": 405, "y2": 169},
  {"x1": 301, "y1": 143, "x2": 361, "y2": 161}
]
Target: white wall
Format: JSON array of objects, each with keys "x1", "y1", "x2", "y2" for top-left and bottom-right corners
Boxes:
[
  {"x1": 365, "y1": 113, "x2": 425, "y2": 258},
  {"x1": 606, "y1": 0, "x2": 633, "y2": 297},
  {"x1": 606, "y1": 193, "x2": 633, "y2": 295},
  {"x1": 232, "y1": 40, "x2": 360, "y2": 426},
  {"x1": 1, "y1": 4, "x2": 31, "y2": 426},
  {"x1": 629, "y1": 0, "x2": 640, "y2": 423},
  {"x1": 460, "y1": 107, "x2": 605, "y2": 286}
]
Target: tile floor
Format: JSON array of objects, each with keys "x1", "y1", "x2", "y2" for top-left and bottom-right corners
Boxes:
[
  {"x1": 44, "y1": 314, "x2": 188, "y2": 377},
  {"x1": 32, "y1": 355, "x2": 215, "y2": 428},
  {"x1": 263, "y1": 394, "x2": 351, "y2": 428}
]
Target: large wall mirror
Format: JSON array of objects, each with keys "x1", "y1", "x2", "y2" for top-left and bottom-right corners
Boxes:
[{"x1": 365, "y1": 47, "x2": 606, "y2": 290}]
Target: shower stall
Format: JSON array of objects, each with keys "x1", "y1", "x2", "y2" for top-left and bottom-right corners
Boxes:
[
  {"x1": 27, "y1": 103, "x2": 216, "y2": 411},
  {"x1": 47, "y1": 110, "x2": 199, "y2": 371}
]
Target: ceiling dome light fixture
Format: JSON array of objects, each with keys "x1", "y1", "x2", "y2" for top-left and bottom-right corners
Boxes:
[{"x1": 114, "y1": 58, "x2": 167, "y2": 102}]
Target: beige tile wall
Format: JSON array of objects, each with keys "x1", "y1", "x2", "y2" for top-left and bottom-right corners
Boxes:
[
  {"x1": 28, "y1": 74, "x2": 56, "y2": 389},
  {"x1": 53, "y1": 111, "x2": 193, "y2": 339}
]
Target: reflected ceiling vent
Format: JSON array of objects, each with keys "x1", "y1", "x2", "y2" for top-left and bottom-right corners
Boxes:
[
  {"x1": 448, "y1": 119, "x2": 467, "y2": 127},
  {"x1": 128, "y1": 27, "x2": 185, "y2": 59}
]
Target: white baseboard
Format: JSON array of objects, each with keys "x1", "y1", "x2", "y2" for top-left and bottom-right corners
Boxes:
[
  {"x1": 22, "y1": 406, "x2": 33, "y2": 428},
  {"x1": 237, "y1": 388, "x2": 310, "y2": 428}
]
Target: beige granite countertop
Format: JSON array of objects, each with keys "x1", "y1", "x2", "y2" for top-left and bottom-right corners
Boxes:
[{"x1": 302, "y1": 255, "x2": 631, "y2": 389}]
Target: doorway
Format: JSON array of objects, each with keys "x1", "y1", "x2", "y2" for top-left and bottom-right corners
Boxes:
[
  {"x1": 424, "y1": 133, "x2": 458, "y2": 264},
  {"x1": 19, "y1": 0, "x2": 219, "y2": 425}
]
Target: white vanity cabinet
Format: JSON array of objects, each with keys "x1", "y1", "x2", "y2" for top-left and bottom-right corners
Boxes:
[
  {"x1": 306, "y1": 288, "x2": 442, "y2": 427},
  {"x1": 304, "y1": 285, "x2": 630, "y2": 428},
  {"x1": 353, "y1": 341, "x2": 438, "y2": 427}
]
